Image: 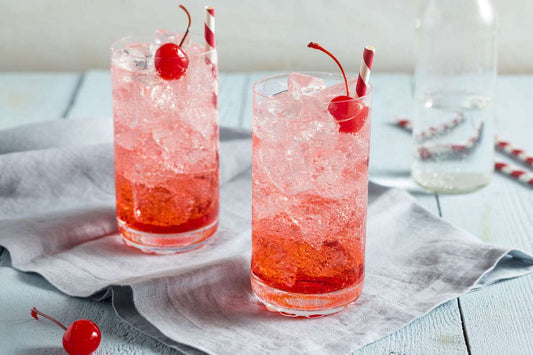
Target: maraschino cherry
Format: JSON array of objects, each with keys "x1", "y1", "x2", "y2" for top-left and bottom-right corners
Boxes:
[
  {"x1": 308, "y1": 42, "x2": 369, "y2": 134},
  {"x1": 31, "y1": 307, "x2": 101, "y2": 355},
  {"x1": 154, "y1": 5, "x2": 191, "y2": 80}
]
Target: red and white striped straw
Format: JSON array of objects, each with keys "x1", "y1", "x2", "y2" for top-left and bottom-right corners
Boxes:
[
  {"x1": 495, "y1": 162, "x2": 533, "y2": 187},
  {"x1": 204, "y1": 6, "x2": 216, "y2": 60},
  {"x1": 495, "y1": 135, "x2": 533, "y2": 168},
  {"x1": 396, "y1": 116, "x2": 413, "y2": 131},
  {"x1": 396, "y1": 113, "x2": 465, "y2": 142},
  {"x1": 394, "y1": 116, "x2": 482, "y2": 159},
  {"x1": 355, "y1": 46, "x2": 375, "y2": 97},
  {"x1": 417, "y1": 122, "x2": 483, "y2": 160}
]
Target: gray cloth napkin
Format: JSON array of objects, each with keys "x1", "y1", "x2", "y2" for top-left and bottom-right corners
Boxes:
[{"x1": 1, "y1": 119, "x2": 532, "y2": 355}]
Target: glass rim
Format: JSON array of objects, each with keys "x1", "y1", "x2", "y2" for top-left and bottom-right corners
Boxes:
[
  {"x1": 252, "y1": 71, "x2": 374, "y2": 103},
  {"x1": 110, "y1": 33, "x2": 216, "y2": 59}
]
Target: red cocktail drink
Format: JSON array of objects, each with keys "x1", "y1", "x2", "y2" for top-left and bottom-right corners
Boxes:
[
  {"x1": 251, "y1": 72, "x2": 372, "y2": 316},
  {"x1": 111, "y1": 31, "x2": 218, "y2": 253}
]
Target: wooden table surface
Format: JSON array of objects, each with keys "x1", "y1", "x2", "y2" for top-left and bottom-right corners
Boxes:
[{"x1": 0, "y1": 71, "x2": 532, "y2": 354}]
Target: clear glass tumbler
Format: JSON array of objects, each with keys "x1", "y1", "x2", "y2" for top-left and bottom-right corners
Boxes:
[
  {"x1": 251, "y1": 72, "x2": 372, "y2": 316},
  {"x1": 110, "y1": 33, "x2": 219, "y2": 254}
]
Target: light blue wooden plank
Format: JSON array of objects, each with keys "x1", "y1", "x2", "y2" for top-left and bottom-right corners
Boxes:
[
  {"x1": 493, "y1": 76, "x2": 533, "y2": 147},
  {"x1": 438, "y1": 75, "x2": 533, "y2": 354},
  {"x1": 219, "y1": 72, "x2": 248, "y2": 128},
  {"x1": 357, "y1": 300, "x2": 467, "y2": 355},
  {"x1": 67, "y1": 70, "x2": 112, "y2": 119},
  {"x1": 0, "y1": 266, "x2": 179, "y2": 354},
  {"x1": 240, "y1": 72, "x2": 270, "y2": 130},
  {"x1": 0, "y1": 72, "x2": 79, "y2": 129}
]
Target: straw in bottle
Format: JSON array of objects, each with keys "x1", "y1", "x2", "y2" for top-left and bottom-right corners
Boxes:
[{"x1": 394, "y1": 117, "x2": 533, "y2": 188}]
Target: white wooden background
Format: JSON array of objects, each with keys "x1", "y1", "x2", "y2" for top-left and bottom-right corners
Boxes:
[{"x1": 0, "y1": 71, "x2": 532, "y2": 354}]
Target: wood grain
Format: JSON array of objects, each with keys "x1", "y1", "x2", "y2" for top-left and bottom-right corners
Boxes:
[
  {"x1": 67, "y1": 70, "x2": 111, "y2": 119},
  {"x1": 0, "y1": 72, "x2": 79, "y2": 129},
  {"x1": 0, "y1": 267, "x2": 180, "y2": 354},
  {"x1": 357, "y1": 300, "x2": 467, "y2": 355},
  {"x1": 219, "y1": 73, "x2": 249, "y2": 127}
]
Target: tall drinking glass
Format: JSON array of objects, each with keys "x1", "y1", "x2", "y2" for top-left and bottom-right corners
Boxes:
[
  {"x1": 251, "y1": 73, "x2": 372, "y2": 316},
  {"x1": 110, "y1": 33, "x2": 219, "y2": 254}
]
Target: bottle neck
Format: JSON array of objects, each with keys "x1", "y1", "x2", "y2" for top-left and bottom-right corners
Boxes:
[{"x1": 422, "y1": 0, "x2": 497, "y2": 28}]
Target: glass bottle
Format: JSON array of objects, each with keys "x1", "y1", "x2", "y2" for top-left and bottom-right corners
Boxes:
[{"x1": 412, "y1": 0, "x2": 498, "y2": 193}]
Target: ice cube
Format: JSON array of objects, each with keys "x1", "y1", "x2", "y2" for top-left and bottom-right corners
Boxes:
[
  {"x1": 253, "y1": 92, "x2": 302, "y2": 144},
  {"x1": 287, "y1": 73, "x2": 326, "y2": 100},
  {"x1": 154, "y1": 29, "x2": 180, "y2": 45},
  {"x1": 315, "y1": 78, "x2": 357, "y2": 101},
  {"x1": 115, "y1": 130, "x2": 139, "y2": 150},
  {"x1": 154, "y1": 29, "x2": 191, "y2": 48},
  {"x1": 257, "y1": 144, "x2": 313, "y2": 196},
  {"x1": 116, "y1": 42, "x2": 152, "y2": 71},
  {"x1": 266, "y1": 91, "x2": 302, "y2": 117}
]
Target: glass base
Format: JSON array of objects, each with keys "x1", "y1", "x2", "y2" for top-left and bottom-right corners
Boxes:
[
  {"x1": 251, "y1": 272, "x2": 364, "y2": 317},
  {"x1": 118, "y1": 219, "x2": 218, "y2": 254},
  {"x1": 412, "y1": 171, "x2": 492, "y2": 194}
]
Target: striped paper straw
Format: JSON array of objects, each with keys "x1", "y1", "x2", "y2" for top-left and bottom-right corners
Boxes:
[
  {"x1": 495, "y1": 135, "x2": 533, "y2": 168},
  {"x1": 396, "y1": 116, "x2": 413, "y2": 131},
  {"x1": 417, "y1": 122, "x2": 483, "y2": 160},
  {"x1": 495, "y1": 162, "x2": 533, "y2": 187},
  {"x1": 204, "y1": 6, "x2": 216, "y2": 61},
  {"x1": 396, "y1": 113, "x2": 465, "y2": 142},
  {"x1": 355, "y1": 46, "x2": 375, "y2": 97}
]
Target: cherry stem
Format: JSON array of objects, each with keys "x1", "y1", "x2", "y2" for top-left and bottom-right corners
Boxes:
[
  {"x1": 307, "y1": 42, "x2": 350, "y2": 97},
  {"x1": 31, "y1": 307, "x2": 67, "y2": 331},
  {"x1": 178, "y1": 5, "x2": 192, "y2": 47}
]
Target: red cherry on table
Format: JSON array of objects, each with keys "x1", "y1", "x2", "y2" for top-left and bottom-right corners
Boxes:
[
  {"x1": 63, "y1": 319, "x2": 102, "y2": 355},
  {"x1": 328, "y1": 96, "x2": 369, "y2": 134},
  {"x1": 31, "y1": 307, "x2": 101, "y2": 355},
  {"x1": 154, "y1": 43, "x2": 189, "y2": 80}
]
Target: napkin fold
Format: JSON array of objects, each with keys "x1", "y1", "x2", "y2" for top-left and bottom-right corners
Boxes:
[{"x1": 1, "y1": 119, "x2": 532, "y2": 354}]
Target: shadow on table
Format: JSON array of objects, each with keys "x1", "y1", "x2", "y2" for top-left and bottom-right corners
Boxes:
[
  {"x1": 371, "y1": 170, "x2": 434, "y2": 196},
  {"x1": 16, "y1": 346, "x2": 64, "y2": 355}
]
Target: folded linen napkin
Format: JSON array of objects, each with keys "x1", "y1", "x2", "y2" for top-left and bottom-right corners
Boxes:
[{"x1": 1, "y1": 119, "x2": 532, "y2": 354}]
